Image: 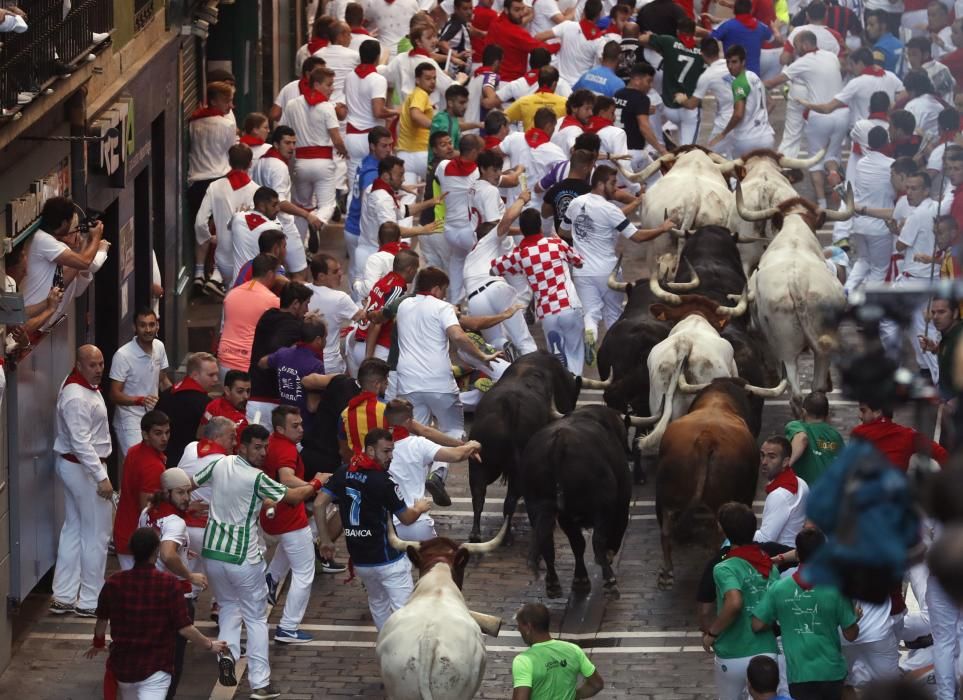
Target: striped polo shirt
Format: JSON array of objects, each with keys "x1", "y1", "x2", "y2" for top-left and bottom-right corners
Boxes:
[
  {"x1": 339, "y1": 392, "x2": 388, "y2": 455},
  {"x1": 195, "y1": 454, "x2": 287, "y2": 565}
]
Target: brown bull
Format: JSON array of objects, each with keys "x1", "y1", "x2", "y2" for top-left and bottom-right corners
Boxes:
[{"x1": 654, "y1": 378, "x2": 759, "y2": 589}]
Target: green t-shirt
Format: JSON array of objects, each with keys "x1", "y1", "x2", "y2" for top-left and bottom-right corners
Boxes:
[
  {"x1": 512, "y1": 639, "x2": 596, "y2": 700},
  {"x1": 731, "y1": 71, "x2": 751, "y2": 103},
  {"x1": 712, "y1": 557, "x2": 779, "y2": 659},
  {"x1": 651, "y1": 35, "x2": 705, "y2": 108},
  {"x1": 428, "y1": 110, "x2": 460, "y2": 172},
  {"x1": 784, "y1": 420, "x2": 844, "y2": 487},
  {"x1": 752, "y1": 576, "x2": 858, "y2": 684}
]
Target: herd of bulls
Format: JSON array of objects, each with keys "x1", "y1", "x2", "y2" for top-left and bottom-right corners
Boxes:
[{"x1": 375, "y1": 146, "x2": 857, "y2": 699}]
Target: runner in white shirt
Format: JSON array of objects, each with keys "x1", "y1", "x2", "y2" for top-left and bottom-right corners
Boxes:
[
  {"x1": 560, "y1": 165, "x2": 674, "y2": 361},
  {"x1": 466, "y1": 154, "x2": 539, "y2": 355},
  {"x1": 544, "y1": 0, "x2": 608, "y2": 87},
  {"x1": 227, "y1": 189, "x2": 283, "y2": 283},
  {"x1": 318, "y1": 23, "x2": 361, "y2": 103},
  {"x1": 707, "y1": 47, "x2": 774, "y2": 157},
  {"x1": 591, "y1": 96, "x2": 641, "y2": 194},
  {"x1": 841, "y1": 598, "x2": 900, "y2": 691},
  {"x1": 766, "y1": 33, "x2": 847, "y2": 207},
  {"x1": 549, "y1": 89, "x2": 594, "y2": 153},
  {"x1": 380, "y1": 25, "x2": 455, "y2": 107},
  {"x1": 846, "y1": 126, "x2": 897, "y2": 293},
  {"x1": 802, "y1": 48, "x2": 905, "y2": 129},
  {"x1": 270, "y1": 56, "x2": 324, "y2": 123},
  {"x1": 394, "y1": 267, "x2": 502, "y2": 504},
  {"x1": 842, "y1": 92, "x2": 892, "y2": 188},
  {"x1": 358, "y1": 222, "x2": 411, "y2": 300},
  {"x1": 926, "y1": 107, "x2": 961, "y2": 180},
  {"x1": 306, "y1": 254, "x2": 363, "y2": 374},
  {"x1": 904, "y1": 70, "x2": 946, "y2": 136},
  {"x1": 495, "y1": 48, "x2": 574, "y2": 109},
  {"x1": 280, "y1": 66, "x2": 348, "y2": 234},
  {"x1": 384, "y1": 400, "x2": 481, "y2": 540},
  {"x1": 530, "y1": 0, "x2": 572, "y2": 36},
  {"x1": 365, "y1": 0, "x2": 421, "y2": 60},
  {"x1": 139, "y1": 468, "x2": 204, "y2": 590},
  {"x1": 435, "y1": 135, "x2": 483, "y2": 303},
  {"x1": 346, "y1": 4, "x2": 379, "y2": 52},
  {"x1": 251, "y1": 126, "x2": 319, "y2": 279},
  {"x1": 679, "y1": 41, "x2": 733, "y2": 156},
  {"x1": 500, "y1": 110, "x2": 568, "y2": 212},
  {"x1": 754, "y1": 437, "x2": 810, "y2": 548}
]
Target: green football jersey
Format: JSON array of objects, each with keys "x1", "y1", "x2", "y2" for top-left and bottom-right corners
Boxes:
[{"x1": 651, "y1": 34, "x2": 706, "y2": 108}]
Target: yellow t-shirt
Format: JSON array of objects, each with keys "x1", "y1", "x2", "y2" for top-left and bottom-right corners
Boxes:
[
  {"x1": 398, "y1": 87, "x2": 434, "y2": 153},
  {"x1": 504, "y1": 91, "x2": 567, "y2": 131}
]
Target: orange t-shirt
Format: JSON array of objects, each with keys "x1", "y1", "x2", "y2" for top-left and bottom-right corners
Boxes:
[{"x1": 217, "y1": 280, "x2": 279, "y2": 371}]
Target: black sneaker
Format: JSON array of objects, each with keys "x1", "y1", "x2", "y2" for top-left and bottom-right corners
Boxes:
[
  {"x1": 204, "y1": 278, "x2": 226, "y2": 298},
  {"x1": 192, "y1": 276, "x2": 206, "y2": 296},
  {"x1": 250, "y1": 683, "x2": 281, "y2": 699},
  {"x1": 318, "y1": 557, "x2": 347, "y2": 574},
  {"x1": 425, "y1": 472, "x2": 451, "y2": 507},
  {"x1": 307, "y1": 223, "x2": 322, "y2": 255},
  {"x1": 218, "y1": 651, "x2": 238, "y2": 686},
  {"x1": 49, "y1": 600, "x2": 74, "y2": 615},
  {"x1": 905, "y1": 633, "x2": 933, "y2": 650},
  {"x1": 265, "y1": 572, "x2": 278, "y2": 606},
  {"x1": 74, "y1": 607, "x2": 97, "y2": 618}
]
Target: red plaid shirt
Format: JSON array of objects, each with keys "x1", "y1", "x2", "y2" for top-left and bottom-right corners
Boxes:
[
  {"x1": 491, "y1": 234, "x2": 582, "y2": 318},
  {"x1": 96, "y1": 564, "x2": 193, "y2": 683}
]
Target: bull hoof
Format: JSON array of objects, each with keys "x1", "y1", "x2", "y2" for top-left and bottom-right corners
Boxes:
[
  {"x1": 571, "y1": 576, "x2": 591, "y2": 595},
  {"x1": 603, "y1": 579, "x2": 620, "y2": 599},
  {"x1": 657, "y1": 569, "x2": 675, "y2": 591},
  {"x1": 546, "y1": 581, "x2": 564, "y2": 598},
  {"x1": 468, "y1": 531, "x2": 482, "y2": 544}
]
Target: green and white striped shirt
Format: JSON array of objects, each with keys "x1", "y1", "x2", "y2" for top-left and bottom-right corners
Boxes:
[{"x1": 195, "y1": 455, "x2": 287, "y2": 565}]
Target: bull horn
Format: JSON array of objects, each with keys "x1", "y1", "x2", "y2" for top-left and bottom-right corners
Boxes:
[
  {"x1": 608, "y1": 254, "x2": 628, "y2": 292},
  {"x1": 707, "y1": 152, "x2": 743, "y2": 172},
  {"x1": 822, "y1": 183, "x2": 855, "y2": 222},
  {"x1": 460, "y1": 518, "x2": 510, "y2": 554},
  {"x1": 619, "y1": 153, "x2": 675, "y2": 183},
  {"x1": 627, "y1": 413, "x2": 662, "y2": 426},
  {"x1": 716, "y1": 289, "x2": 748, "y2": 318},
  {"x1": 744, "y1": 378, "x2": 788, "y2": 398},
  {"x1": 678, "y1": 375, "x2": 710, "y2": 393},
  {"x1": 580, "y1": 377, "x2": 612, "y2": 389},
  {"x1": 387, "y1": 518, "x2": 421, "y2": 553},
  {"x1": 649, "y1": 275, "x2": 683, "y2": 304},
  {"x1": 469, "y1": 610, "x2": 502, "y2": 637},
  {"x1": 735, "y1": 185, "x2": 779, "y2": 222},
  {"x1": 664, "y1": 258, "x2": 700, "y2": 291},
  {"x1": 778, "y1": 149, "x2": 825, "y2": 170}
]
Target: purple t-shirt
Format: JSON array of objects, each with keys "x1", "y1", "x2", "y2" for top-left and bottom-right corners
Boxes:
[{"x1": 267, "y1": 344, "x2": 325, "y2": 426}]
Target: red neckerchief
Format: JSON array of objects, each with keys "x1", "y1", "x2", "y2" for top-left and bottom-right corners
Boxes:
[
  {"x1": 559, "y1": 115, "x2": 584, "y2": 131},
  {"x1": 347, "y1": 390, "x2": 379, "y2": 411},
  {"x1": 734, "y1": 13, "x2": 758, "y2": 29},
  {"x1": 197, "y1": 438, "x2": 228, "y2": 457},
  {"x1": 245, "y1": 212, "x2": 267, "y2": 229},
  {"x1": 348, "y1": 452, "x2": 385, "y2": 472},
  {"x1": 295, "y1": 340, "x2": 326, "y2": 362},
  {"x1": 940, "y1": 130, "x2": 960, "y2": 145},
  {"x1": 351, "y1": 27, "x2": 370, "y2": 35},
  {"x1": 189, "y1": 105, "x2": 227, "y2": 121},
  {"x1": 239, "y1": 134, "x2": 264, "y2": 147},
  {"x1": 371, "y1": 177, "x2": 400, "y2": 205},
  {"x1": 579, "y1": 18, "x2": 603, "y2": 40},
  {"x1": 261, "y1": 147, "x2": 289, "y2": 164},
  {"x1": 862, "y1": 65, "x2": 886, "y2": 77},
  {"x1": 728, "y1": 544, "x2": 773, "y2": 578},
  {"x1": 766, "y1": 466, "x2": 799, "y2": 494},
  {"x1": 64, "y1": 369, "x2": 99, "y2": 391},
  {"x1": 299, "y1": 80, "x2": 328, "y2": 106},
  {"x1": 792, "y1": 567, "x2": 814, "y2": 590},
  {"x1": 355, "y1": 63, "x2": 378, "y2": 79},
  {"x1": 226, "y1": 170, "x2": 252, "y2": 190},
  {"x1": 868, "y1": 110, "x2": 889, "y2": 121},
  {"x1": 605, "y1": 23, "x2": 621, "y2": 35},
  {"x1": 525, "y1": 128, "x2": 552, "y2": 148},
  {"x1": 587, "y1": 115, "x2": 613, "y2": 132},
  {"x1": 678, "y1": 33, "x2": 697, "y2": 49},
  {"x1": 171, "y1": 376, "x2": 205, "y2": 394},
  {"x1": 308, "y1": 37, "x2": 328, "y2": 54},
  {"x1": 444, "y1": 157, "x2": 479, "y2": 176},
  {"x1": 474, "y1": 64, "x2": 495, "y2": 77},
  {"x1": 521, "y1": 233, "x2": 544, "y2": 247},
  {"x1": 536, "y1": 85, "x2": 554, "y2": 93},
  {"x1": 146, "y1": 501, "x2": 183, "y2": 529},
  {"x1": 409, "y1": 47, "x2": 432, "y2": 58},
  {"x1": 523, "y1": 69, "x2": 539, "y2": 86},
  {"x1": 379, "y1": 241, "x2": 410, "y2": 254},
  {"x1": 483, "y1": 134, "x2": 503, "y2": 149},
  {"x1": 391, "y1": 425, "x2": 411, "y2": 441}
]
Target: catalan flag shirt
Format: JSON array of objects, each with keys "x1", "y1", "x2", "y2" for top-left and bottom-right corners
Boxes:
[
  {"x1": 339, "y1": 391, "x2": 388, "y2": 456},
  {"x1": 195, "y1": 454, "x2": 287, "y2": 565}
]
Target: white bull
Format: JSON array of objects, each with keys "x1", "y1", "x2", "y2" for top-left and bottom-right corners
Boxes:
[
  {"x1": 377, "y1": 520, "x2": 508, "y2": 700},
  {"x1": 737, "y1": 186, "x2": 854, "y2": 414}
]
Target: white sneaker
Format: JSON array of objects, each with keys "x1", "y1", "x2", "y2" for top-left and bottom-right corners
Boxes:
[{"x1": 92, "y1": 32, "x2": 110, "y2": 44}]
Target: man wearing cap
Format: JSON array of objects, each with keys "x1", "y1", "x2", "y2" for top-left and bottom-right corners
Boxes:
[{"x1": 139, "y1": 467, "x2": 211, "y2": 697}]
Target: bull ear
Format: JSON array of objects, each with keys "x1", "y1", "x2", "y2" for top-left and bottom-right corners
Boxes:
[
  {"x1": 782, "y1": 168, "x2": 804, "y2": 184},
  {"x1": 407, "y1": 547, "x2": 422, "y2": 568},
  {"x1": 650, "y1": 304, "x2": 667, "y2": 321},
  {"x1": 454, "y1": 548, "x2": 470, "y2": 570}
]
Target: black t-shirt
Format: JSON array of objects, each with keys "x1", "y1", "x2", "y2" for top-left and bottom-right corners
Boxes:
[
  {"x1": 695, "y1": 542, "x2": 793, "y2": 604},
  {"x1": 636, "y1": 0, "x2": 687, "y2": 38},
  {"x1": 614, "y1": 86, "x2": 651, "y2": 150},
  {"x1": 322, "y1": 465, "x2": 409, "y2": 566},
  {"x1": 155, "y1": 387, "x2": 210, "y2": 467},
  {"x1": 248, "y1": 308, "x2": 301, "y2": 398},
  {"x1": 544, "y1": 178, "x2": 591, "y2": 233},
  {"x1": 301, "y1": 374, "x2": 360, "y2": 479}
]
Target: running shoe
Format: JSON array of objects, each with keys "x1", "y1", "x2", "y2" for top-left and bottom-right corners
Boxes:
[
  {"x1": 49, "y1": 600, "x2": 74, "y2": 615},
  {"x1": 274, "y1": 627, "x2": 313, "y2": 644},
  {"x1": 265, "y1": 572, "x2": 278, "y2": 606},
  {"x1": 318, "y1": 557, "x2": 347, "y2": 574}
]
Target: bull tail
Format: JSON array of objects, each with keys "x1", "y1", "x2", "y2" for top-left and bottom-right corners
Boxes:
[
  {"x1": 672, "y1": 431, "x2": 716, "y2": 543},
  {"x1": 417, "y1": 636, "x2": 437, "y2": 700},
  {"x1": 635, "y1": 346, "x2": 688, "y2": 456},
  {"x1": 792, "y1": 278, "x2": 836, "y2": 354}
]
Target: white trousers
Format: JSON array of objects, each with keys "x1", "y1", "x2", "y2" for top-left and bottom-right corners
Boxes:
[
  {"x1": 347, "y1": 338, "x2": 389, "y2": 379},
  {"x1": 466, "y1": 280, "x2": 538, "y2": 354},
  {"x1": 729, "y1": 131, "x2": 776, "y2": 159},
  {"x1": 879, "y1": 274, "x2": 941, "y2": 378},
  {"x1": 345, "y1": 133, "x2": 370, "y2": 215},
  {"x1": 398, "y1": 150, "x2": 427, "y2": 184},
  {"x1": 292, "y1": 157, "x2": 338, "y2": 225},
  {"x1": 418, "y1": 233, "x2": 451, "y2": 271},
  {"x1": 187, "y1": 525, "x2": 209, "y2": 597},
  {"x1": 205, "y1": 558, "x2": 272, "y2": 689},
  {"x1": 395, "y1": 517, "x2": 437, "y2": 542},
  {"x1": 246, "y1": 400, "x2": 279, "y2": 430},
  {"x1": 355, "y1": 556, "x2": 414, "y2": 630},
  {"x1": 344, "y1": 231, "x2": 361, "y2": 300},
  {"x1": 574, "y1": 276, "x2": 624, "y2": 338},
  {"x1": 845, "y1": 233, "x2": 893, "y2": 293},
  {"x1": 843, "y1": 633, "x2": 900, "y2": 686},
  {"x1": 113, "y1": 420, "x2": 142, "y2": 462},
  {"x1": 445, "y1": 225, "x2": 476, "y2": 304},
  {"x1": 118, "y1": 670, "x2": 172, "y2": 700},
  {"x1": 805, "y1": 111, "x2": 848, "y2": 170},
  {"x1": 658, "y1": 106, "x2": 700, "y2": 145},
  {"x1": 401, "y1": 390, "x2": 464, "y2": 481},
  {"x1": 715, "y1": 653, "x2": 776, "y2": 700},
  {"x1": 542, "y1": 307, "x2": 585, "y2": 375},
  {"x1": 780, "y1": 98, "x2": 806, "y2": 158},
  {"x1": 52, "y1": 457, "x2": 112, "y2": 610},
  {"x1": 927, "y1": 574, "x2": 963, "y2": 700},
  {"x1": 901, "y1": 9, "x2": 928, "y2": 37},
  {"x1": 266, "y1": 526, "x2": 315, "y2": 631},
  {"x1": 281, "y1": 217, "x2": 308, "y2": 275},
  {"x1": 759, "y1": 48, "x2": 783, "y2": 81}
]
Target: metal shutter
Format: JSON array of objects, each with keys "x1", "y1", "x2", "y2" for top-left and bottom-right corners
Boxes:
[{"x1": 181, "y1": 36, "x2": 199, "y2": 121}]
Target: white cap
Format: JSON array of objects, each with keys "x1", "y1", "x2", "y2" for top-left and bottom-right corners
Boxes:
[{"x1": 161, "y1": 467, "x2": 192, "y2": 491}]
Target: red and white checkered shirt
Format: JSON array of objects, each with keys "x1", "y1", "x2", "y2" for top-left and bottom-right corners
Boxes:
[{"x1": 491, "y1": 234, "x2": 582, "y2": 318}]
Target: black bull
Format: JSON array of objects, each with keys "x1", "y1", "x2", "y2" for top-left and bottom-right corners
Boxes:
[
  {"x1": 466, "y1": 351, "x2": 581, "y2": 544},
  {"x1": 598, "y1": 226, "x2": 779, "y2": 436}
]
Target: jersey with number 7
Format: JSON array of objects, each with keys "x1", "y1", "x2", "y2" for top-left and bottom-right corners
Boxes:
[{"x1": 651, "y1": 35, "x2": 706, "y2": 109}]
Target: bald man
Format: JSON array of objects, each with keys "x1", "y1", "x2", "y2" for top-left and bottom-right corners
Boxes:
[{"x1": 50, "y1": 345, "x2": 115, "y2": 617}]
